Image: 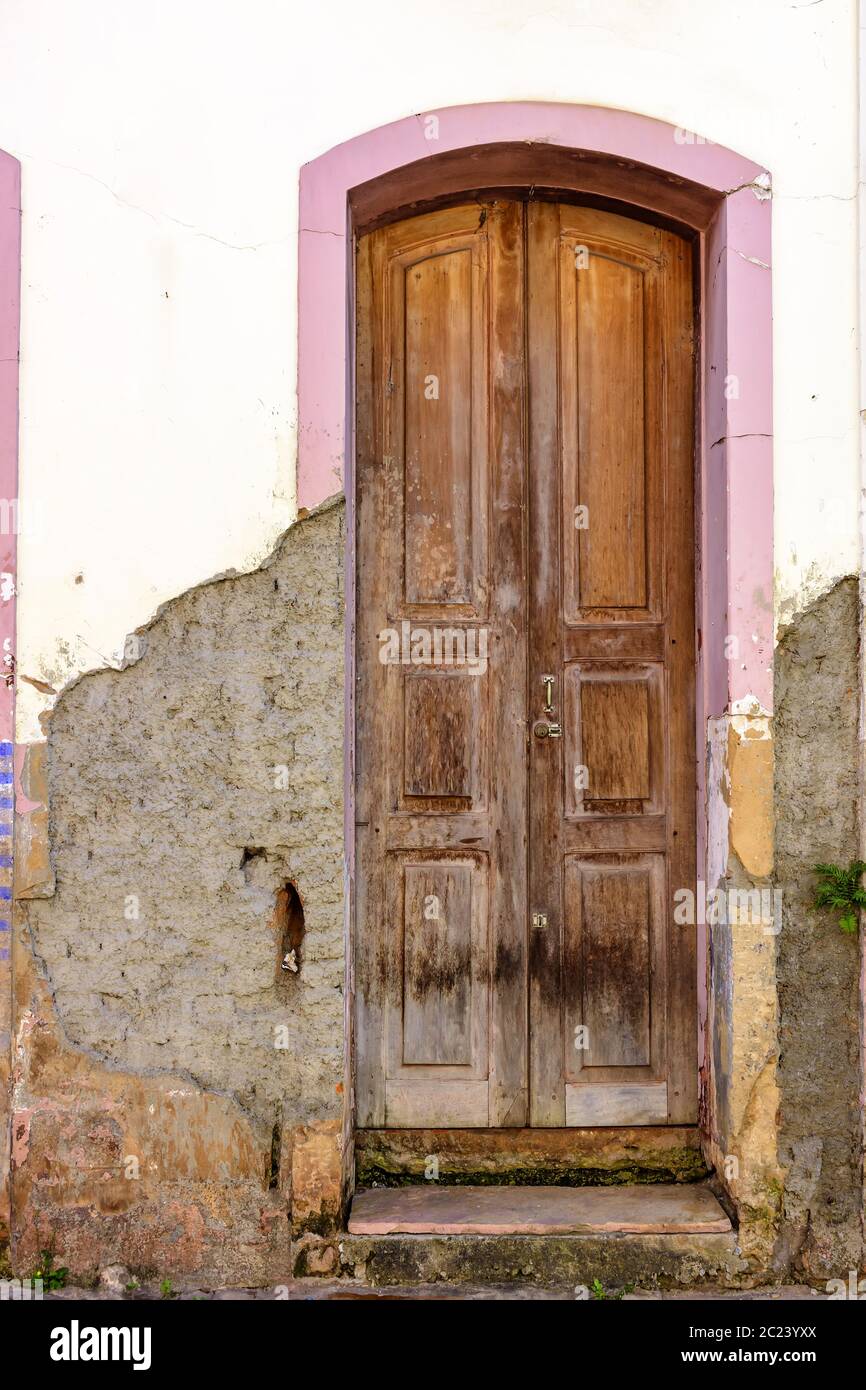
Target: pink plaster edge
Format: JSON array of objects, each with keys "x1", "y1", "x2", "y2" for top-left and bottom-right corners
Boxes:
[
  {"x1": 712, "y1": 192, "x2": 774, "y2": 715},
  {"x1": 0, "y1": 151, "x2": 19, "y2": 745},
  {"x1": 0, "y1": 147, "x2": 20, "y2": 1236},
  {"x1": 0, "y1": 148, "x2": 19, "y2": 886},
  {"x1": 297, "y1": 101, "x2": 767, "y2": 514},
  {"x1": 296, "y1": 104, "x2": 773, "y2": 1129}
]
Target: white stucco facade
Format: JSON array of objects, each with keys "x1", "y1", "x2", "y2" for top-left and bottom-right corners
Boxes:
[{"x1": 0, "y1": 0, "x2": 859, "y2": 740}]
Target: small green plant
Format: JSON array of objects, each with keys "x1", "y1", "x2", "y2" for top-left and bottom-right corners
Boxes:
[
  {"x1": 33, "y1": 1250, "x2": 69, "y2": 1291},
  {"x1": 812, "y1": 861, "x2": 866, "y2": 934},
  {"x1": 589, "y1": 1278, "x2": 634, "y2": 1301},
  {"x1": 160, "y1": 1277, "x2": 174, "y2": 1299},
  {"x1": 125, "y1": 1277, "x2": 140, "y2": 1292}
]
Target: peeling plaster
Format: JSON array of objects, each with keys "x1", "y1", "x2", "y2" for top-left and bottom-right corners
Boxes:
[{"x1": 11, "y1": 501, "x2": 348, "y2": 1279}]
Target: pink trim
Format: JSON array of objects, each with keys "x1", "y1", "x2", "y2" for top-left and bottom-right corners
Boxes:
[
  {"x1": 703, "y1": 188, "x2": 773, "y2": 714},
  {"x1": 300, "y1": 110, "x2": 761, "y2": 484},
  {"x1": 0, "y1": 148, "x2": 19, "y2": 851},
  {"x1": 298, "y1": 102, "x2": 773, "y2": 712},
  {"x1": 0, "y1": 146, "x2": 19, "y2": 1240},
  {"x1": 298, "y1": 105, "x2": 773, "y2": 1134},
  {"x1": 0, "y1": 151, "x2": 19, "y2": 745}
]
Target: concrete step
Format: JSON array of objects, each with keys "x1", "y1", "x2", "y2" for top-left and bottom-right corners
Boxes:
[
  {"x1": 340, "y1": 1184, "x2": 743, "y2": 1288},
  {"x1": 349, "y1": 1182, "x2": 731, "y2": 1236}
]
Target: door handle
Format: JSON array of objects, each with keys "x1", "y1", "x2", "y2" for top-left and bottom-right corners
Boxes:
[
  {"x1": 533, "y1": 720, "x2": 562, "y2": 739},
  {"x1": 542, "y1": 673, "x2": 555, "y2": 715}
]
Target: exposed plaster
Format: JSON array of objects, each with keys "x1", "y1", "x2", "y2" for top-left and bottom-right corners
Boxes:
[
  {"x1": 774, "y1": 576, "x2": 863, "y2": 1277},
  {"x1": 12, "y1": 500, "x2": 348, "y2": 1277}
]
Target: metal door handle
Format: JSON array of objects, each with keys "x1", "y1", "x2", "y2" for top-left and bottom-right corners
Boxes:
[{"x1": 542, "y1": 673, "x2": 555, "y2": 714}]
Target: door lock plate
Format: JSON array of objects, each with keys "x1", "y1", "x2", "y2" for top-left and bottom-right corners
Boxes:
[{"x1": 531, "y1": 912, "x2": 549, "y2": 930}]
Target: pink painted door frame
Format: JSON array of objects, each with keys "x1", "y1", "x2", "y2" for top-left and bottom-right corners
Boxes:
[
  {"x1": 301, "y1": 104, "x2": 774, "y2": 1137},
  {"x1": 0, "y1": 146, "x2": 20, "y2": 1240}
]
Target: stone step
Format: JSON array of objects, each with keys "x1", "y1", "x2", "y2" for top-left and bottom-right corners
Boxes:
[
  {"x1": 349, "y1": 1182, "x2": 731, "y2": 1236},
  {"x1": 339, "y1": 1183, "x2": 741, "y2": 1288},
  {"x1": 355, "y1": 1125, "x2": 707, "y2": 1187}
]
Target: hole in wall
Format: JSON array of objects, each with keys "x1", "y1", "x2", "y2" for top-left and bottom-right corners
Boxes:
[
  {"x1": 273, "y1": 880, "x2": 305, "y2": 981},
  {"x1": 240, "y1": 846, "x2": 267, "y2": 882},
  {"x1": 268, "y1": 1114, "x2": 282, "y2": 1191}
]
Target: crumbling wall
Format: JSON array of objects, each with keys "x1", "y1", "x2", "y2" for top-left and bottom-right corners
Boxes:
[
  {"x1": 704, "y1": 711, "x2": 784, "y2": 1271},
  {"x1": 12, "y1": 498, "x2": 347, "y2": 1280},
  {"x1": 774, "y1": 576, "x2": 863, "y2": 1279}
]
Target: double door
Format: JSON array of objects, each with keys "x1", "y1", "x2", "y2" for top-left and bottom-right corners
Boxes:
[{"x1": 355, "y1": 198, "x2": 696, "y2": 1128}]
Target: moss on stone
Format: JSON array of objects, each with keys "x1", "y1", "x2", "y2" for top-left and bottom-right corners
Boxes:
[
  {"x1": 339, "y1": 1230, "x2": 745, "y2": 1288},
  {"x1": 357, "y1": 1146, "x2": 708, "y2": 1190}
]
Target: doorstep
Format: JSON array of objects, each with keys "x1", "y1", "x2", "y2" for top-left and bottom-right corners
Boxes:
[
  {"x1": 354, "y1": 1125, "x2": 707, "y2": 1186},
  {"x1": 336, "y1": 1184, "x2": 743, "y2": 1287},
  {"x1": 348, "y1": 1183, "x2": 731, "y2": 1236}
]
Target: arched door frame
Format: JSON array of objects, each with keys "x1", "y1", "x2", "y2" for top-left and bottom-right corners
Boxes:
[{"x1": 297, "y1": 103, "x2": 773, "y2": 1164}]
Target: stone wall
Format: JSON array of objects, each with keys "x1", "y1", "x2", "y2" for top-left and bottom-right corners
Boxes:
[
  {"x1": 774, "y1": 577, "x2": 863, "y2": 1279},
  {"x1": 10, "y1": 498, "x2": 347, "y2": 1282},
  {"x1": 6, "y1": 511, "x2": 864, "y2": 1288}
]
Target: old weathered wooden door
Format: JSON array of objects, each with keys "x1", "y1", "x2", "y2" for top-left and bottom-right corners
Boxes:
[{"x1": 355, "y1": 199, "x2": 696, "y2": 1130}]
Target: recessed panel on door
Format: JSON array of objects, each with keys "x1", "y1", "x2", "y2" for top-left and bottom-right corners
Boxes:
[{"x1": 357, "y1": 198, "x2": 696, "y2": 1130}]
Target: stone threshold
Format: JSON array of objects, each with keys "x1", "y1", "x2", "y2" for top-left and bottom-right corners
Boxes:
[
  {"x1": 348, "y1": 1182, "x2": 731, "y2": 1236},
  {"x1": 355, "y1": 1125, "x2": 707, "y2": 1187}
]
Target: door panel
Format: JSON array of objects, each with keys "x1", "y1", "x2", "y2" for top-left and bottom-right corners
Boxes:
[
  {"x1": 526, "y1": 201, "x2": 696, "y2": 1126},
  {"x1": 355, "y1": 202, "x2": 527, "y2": 1128},
  {"x1": 356, "y1": 198, "x2": 696, "y2": 1129},
  {"x1": 564, "y1": 662, "x2": 664, "y2": 818}
]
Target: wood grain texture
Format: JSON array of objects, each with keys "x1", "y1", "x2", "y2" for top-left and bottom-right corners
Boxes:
[
  {"x1": 527, "y1": 199, "x2": 565, "y2": 1125},
  {"x1": 402, "y1": 862, "x2": 473, "y2": 1065},
  {"x1": 580, "y1": 865, "x2": 652, "y2": 1067},
  {"x1": 566, "y1": 251, "x2": 647, "y2": 612},
  {"x1": 357, "y1": 199, "x2": 696, "y2": 1130},
  {"x1": 356, "y1": 202, "x2": 526, "y2": 1127},
  {"x1": 404, "y1": 248, "x2": 473, "y2": 605},
  {"x1": 527, "y1": 202, "x2": 695, "y2": 1127},
  {"x1": 580, "y1": 680, "x2": 651, "y2": 801},
  {"x1": 564, "y1": 853, "x2": 666, "y2": 1085},
  {"x1": 349, "y1": 144, "x2": 721, "y2": 237},
  {"x1": 566, "y1": 1083, "x2": 669, "y2": 1127}
]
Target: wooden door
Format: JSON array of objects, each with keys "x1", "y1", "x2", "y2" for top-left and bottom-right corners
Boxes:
[
  {"x1": 355, "y1": 199, "x2": 696, "y2": 1129},
  {"x1": 526, "y1": 203, "x2": 696, "y2": 1126},
  {"x1": 355, "y1": 202, "x2": 528, "y2": 1128}
]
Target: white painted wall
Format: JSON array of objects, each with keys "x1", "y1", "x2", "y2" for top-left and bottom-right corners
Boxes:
[{"x1": 0, "y1": 0, "x2": 859, "y2": 741}]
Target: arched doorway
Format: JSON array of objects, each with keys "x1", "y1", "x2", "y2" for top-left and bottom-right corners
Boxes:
[
  {"x1": 297, "y1": 104, "x2": 772, "y2": 1200},
  {"x1": 355, "y1": 196, "x2": 696, "y2": 1129}
]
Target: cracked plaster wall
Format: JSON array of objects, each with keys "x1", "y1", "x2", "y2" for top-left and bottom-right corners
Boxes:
[
  {"x1": 1, "y1": 0, "x2": 863, "y2": 1285},
  {"x1": 0, "y1": 1, "x2": 858, "y2": 750},
  {"x1": 774, "y1": 577, "x2": 863, "y2": 1279},
  {"x1": 11, "y1": 500, "x2": 346, "y2": 1277},
  {"x1": 706, "y1": 578, "x2": 864, "y2": 1279}
]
